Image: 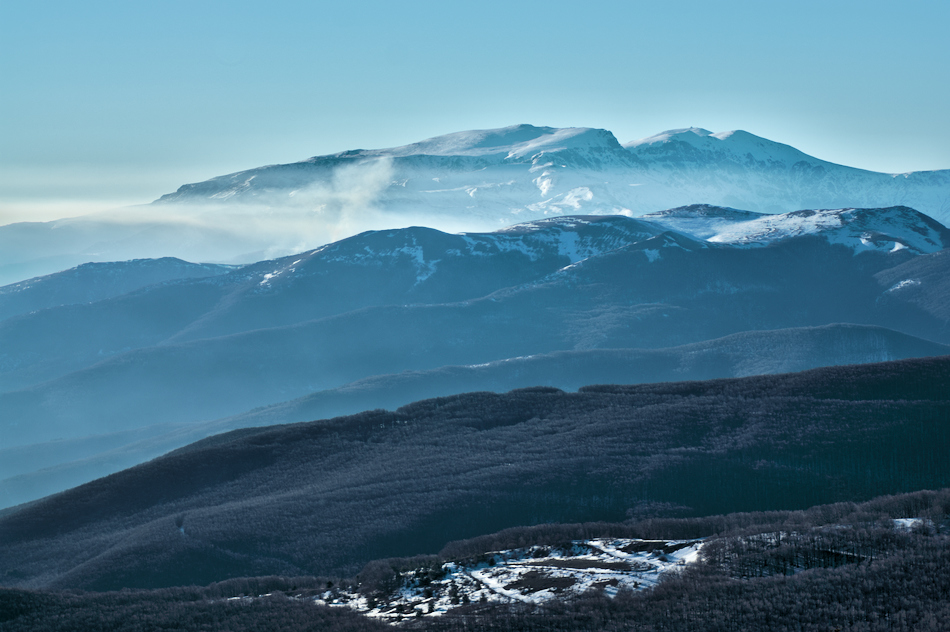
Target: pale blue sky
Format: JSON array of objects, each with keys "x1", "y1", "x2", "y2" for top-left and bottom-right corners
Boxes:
[{"x1": 2, "y1": 0, "x2": 948, "y2": 222}]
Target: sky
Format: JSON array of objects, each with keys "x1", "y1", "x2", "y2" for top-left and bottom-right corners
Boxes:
[{"x1": 2, "y1": 0, "x2": 949, "y2": 224}]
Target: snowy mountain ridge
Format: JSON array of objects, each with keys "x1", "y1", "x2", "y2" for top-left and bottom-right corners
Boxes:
[
  {"x1": 155, "y1": 124, "x2": 950, "y2": 229},
  {"x1": 643, "y1": 205, "x2": 950, "y2": 254},
  {"x1": 259, "y1": 205, "x2": 949, "y2": 288},
  {"x1": 4, "y1": 124, "x2": 947, "y2": 288},
  {"x1": 348, "y1": 124, "x2": 624, "y2": 160},
  {"x1": 3, "y1": 205, "x2": 943, "y2": 316},
  {"x1": 134, "y1": 205, "x2": 949, "y2": 303},
  {"x1": 625, "y1": 127, "x2": 830, "y2": 169}
]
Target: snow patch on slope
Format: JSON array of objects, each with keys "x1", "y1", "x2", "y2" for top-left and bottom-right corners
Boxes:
[
  {"x1": 642, "y1": 204, "x2": 767, "y2": 239},
  {"x1": 886, "y1": 279, "x2": 921, "y2": 293},
  {"x1": 645, "y1": 206, "x2": 949, "y2": 254},
  {"x1": 321, "y1": 537, "x2": 704, "y2": 622}
]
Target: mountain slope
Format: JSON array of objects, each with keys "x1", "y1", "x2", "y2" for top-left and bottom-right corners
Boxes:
[
  {"x1": 0, "y1": 258, "x2": 234, "y2": 323},
  {"x1": 1, "y1": 208, "x2": 948, "y2": 509},
  {"x1": 0, "y1": 356, "x2": 948, "y2": 590},
  {"x1": 0, "y1": 216, "x2": 659, "y2": 390},
  {"x1": 225, "y1": 323, "x2": 949, "y2": 429},
  {"x1": 875, "y1": 248, "x2": 950, "y2": 324}
]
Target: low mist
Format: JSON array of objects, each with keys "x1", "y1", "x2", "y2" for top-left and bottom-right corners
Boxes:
[{"x1": 0, "y1": 157, "x2": 502, "y2": 286}]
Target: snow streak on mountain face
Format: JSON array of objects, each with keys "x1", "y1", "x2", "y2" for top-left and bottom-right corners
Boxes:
[
  {"x1": 156, "y1": 124, "x2": 950, "y2": 227},
  {"x1": 642, "y1": 205, "x2": 950, "y2": 254}
]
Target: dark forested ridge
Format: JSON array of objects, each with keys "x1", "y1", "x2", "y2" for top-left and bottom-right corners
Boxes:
[
  {"x1": 420, "y1": 531, "x2": 950, "y2": 632},
  {"x1": 2, "y1": 490, "x2": 949, "y2": 631},
  {"x1": 0, "y1": 355, "x2": 948, "y2": 592},
  {"x1": 0, "y1": 582, "x2": 387, "y2": 632}
]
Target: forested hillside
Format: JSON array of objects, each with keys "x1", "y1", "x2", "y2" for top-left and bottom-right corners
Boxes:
[
  {"x1": 2, "y1": 489, "x2": 948, "y2": 631},
  {"x1": 1, "y1": 356, "x2": 947, "y2": 591}
]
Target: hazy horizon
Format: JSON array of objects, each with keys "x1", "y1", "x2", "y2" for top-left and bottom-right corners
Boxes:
[{"x1": 3, "y1": 1, "x2": 949, "y2": 225}]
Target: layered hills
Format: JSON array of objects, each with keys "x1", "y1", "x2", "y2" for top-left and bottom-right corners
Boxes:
[{"x1": 1, "y1": 206, "x2": 948, "y2": 508}]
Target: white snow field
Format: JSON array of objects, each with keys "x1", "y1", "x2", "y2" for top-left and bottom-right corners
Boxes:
[
  {"x1": 318, "y1": 537, "x2": 704, "y2": 622},
  {"x1": 642, "y1": 205, "x2": 949, "y2": 254}
]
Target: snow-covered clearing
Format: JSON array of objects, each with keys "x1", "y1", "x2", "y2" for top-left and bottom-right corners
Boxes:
[{"x1": 319, "y1": 537, "x2": 704, "y2": 623}]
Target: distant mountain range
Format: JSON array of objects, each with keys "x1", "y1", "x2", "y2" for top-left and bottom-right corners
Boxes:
[
  {"x1": 158, "y1": 125, "x2": 950, "y2": 224},
  {"x1": 0, "y1": 205, "x2": 948, "y2": 509},
  {"x1": 1, "y1": 124, "x2": 948, "y2": 285}
]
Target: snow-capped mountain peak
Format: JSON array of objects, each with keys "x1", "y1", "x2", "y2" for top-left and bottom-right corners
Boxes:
[
  {"x1": 139, "y1": 123, "x2": 950, "y2": 264},
  {"x1": 345, "y1": 124, "x2": 623, "y2": 161},
  {"x1": 625, "y1": 127, "x2": 826, "y2": 168},
  {"x1": 624, "y1": 127, "x2": 714, "y2": 148}
]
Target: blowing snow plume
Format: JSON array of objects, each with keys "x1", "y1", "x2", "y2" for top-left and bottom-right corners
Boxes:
[
  {"x1": 0, "y1": 158, "x2": 400, "y2": 286},
  {"x1": 153, "y1": 155, "x2": 400, "y2": 258}
]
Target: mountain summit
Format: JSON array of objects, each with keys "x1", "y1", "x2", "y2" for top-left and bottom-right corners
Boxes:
[
  {"x1": 625, "y1": 127, "x2": 830, "y2": 169},
  {"x1": 156, "y1": 124, "x2": 950, "y2": 227},
  {"x1": 355, "y1": 124, "x2": 624, "y2": 159},
  {"x1": 2, "y1": 124, "x2": 948, "y2": 287}
]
